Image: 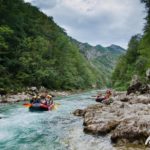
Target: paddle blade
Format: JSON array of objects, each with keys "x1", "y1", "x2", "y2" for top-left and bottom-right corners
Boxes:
[
  {"x1": 54, "y1": 105, "x2": 58, "y2": 110},
  {"x1": 23, "y1": 103, "x2": 32, "y2": 108},
  {"x1": 51, "y1": 105, "x2": 56, "y2": 110},
  {"x1": 55, "y1": 102, "x2": 61, "y2": 105},
  {"x1": 51, "y1": 104, "x2": 60, "y2": 110}
]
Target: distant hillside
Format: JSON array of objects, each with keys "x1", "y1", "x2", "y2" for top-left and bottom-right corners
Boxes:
[
  {"x1": 107, "y1": 44, "x2": 126, "y2": 54},
  {"x1": 71, "y1": 39, "x2": 126, "y2": 86}
]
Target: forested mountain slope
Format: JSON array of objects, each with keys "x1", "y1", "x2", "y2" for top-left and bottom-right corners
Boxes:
[
  {"x1": 112, "y1": 0, "x2": 150, "y2": 90},
  {"x1": 0, "y1": 0, "x2": 100, "y2": 91},
  {"x1": 0, "y1": 0, "x2": 125, "y2": 91}
]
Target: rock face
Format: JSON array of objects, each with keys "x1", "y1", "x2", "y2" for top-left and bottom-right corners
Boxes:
[
  {"x1": 73, "y1": 93, "x2": 150, "y2": 147},
  {"x1": 127, "y1": 75, "x2": 150, "y2": 95}
]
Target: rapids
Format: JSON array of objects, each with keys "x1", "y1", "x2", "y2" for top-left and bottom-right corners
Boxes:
[{"x1": 0, "y1": 91, "x2": 123, "y2": 150}]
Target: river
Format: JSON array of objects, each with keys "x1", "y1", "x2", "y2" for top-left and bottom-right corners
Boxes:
[{"x1": 0, "y1": 91, "x2": 121, "y2": 150}]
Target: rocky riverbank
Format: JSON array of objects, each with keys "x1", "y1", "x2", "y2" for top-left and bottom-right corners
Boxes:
[
  {"x1": 73, "y1": 92, "x2": 150, "y2": 147},
  {"x1": 0, "y1": 87, "x2": 71, "y2": 104}
]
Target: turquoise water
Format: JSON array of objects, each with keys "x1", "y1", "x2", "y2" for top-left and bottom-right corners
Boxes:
[{"x1": 0, "y1": 91, "x2": 114, "y2": 150}]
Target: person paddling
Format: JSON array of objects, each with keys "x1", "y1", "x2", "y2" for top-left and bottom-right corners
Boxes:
[
  {"x1": 46, "y1": 95, "x2": 53, "y2": 105},
  {"x1": 30, "y1": 96, "x2": 37, "y2": 104},
  {"x1": 95, "y1": 92, "x2": 104, "y2": 102},
  {"x1": 95, "y1": 90, "x2": 112, "y2": 103},
  {"x1": 102, "y1": 90, "x2": 112, "y2": 103}
]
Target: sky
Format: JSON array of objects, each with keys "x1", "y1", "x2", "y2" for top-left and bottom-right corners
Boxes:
[{"x1": 24, "y1": 0, "x2": 146, "y2": 48}]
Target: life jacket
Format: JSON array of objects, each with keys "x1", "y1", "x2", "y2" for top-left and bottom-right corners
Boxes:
[{"x1": 104, "y1": 93, "x2": 112, "y2": 99}]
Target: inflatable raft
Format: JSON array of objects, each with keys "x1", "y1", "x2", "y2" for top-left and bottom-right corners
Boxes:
[{"x1": 29, "y1": 103, "x2": 54, "y2": 111}]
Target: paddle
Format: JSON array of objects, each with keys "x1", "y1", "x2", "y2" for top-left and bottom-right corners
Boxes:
[
  {"x1": 51, "y1": 102, "x2": 61, "y2": 110},
  {"x1": 55, "y1": 102, "x2": 61, "y2": 105},
  {"x1": 23, "y1": 103, "x2": 32, "y2": 108}
]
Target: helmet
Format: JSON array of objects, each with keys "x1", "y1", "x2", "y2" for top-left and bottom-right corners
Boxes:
[
  {"x1": 106, "y1": 90, "x2": 111, "y2": 94},
  {"x1": 37, "y1": 96, "x2": 40, "y2": 99},
  {"x1": 47, "y1": 95, "x2": 52, "y2": 98},
  {"x1": 33, "y1": 96, "x2": 37, "y2": 99}
]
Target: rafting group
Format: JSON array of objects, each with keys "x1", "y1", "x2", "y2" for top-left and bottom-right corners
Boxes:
[
  {"x1": 95, "y1": 90, "x2": 113, "y2": 104},
  {"x1": 24, "y1": 92, "x2": 56, "y2": 111},
  {"x1": 24, "y1": 90, "x2": 113, "y2": 111}
]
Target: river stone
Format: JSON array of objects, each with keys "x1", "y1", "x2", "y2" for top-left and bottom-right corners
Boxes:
[{"x1": 73, "y1": 109, "x2": 86, "y2": 116}]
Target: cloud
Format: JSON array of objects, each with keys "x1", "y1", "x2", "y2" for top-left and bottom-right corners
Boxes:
[
  {"x1": 24, "y1": 0, "x2": 33, "y2": 3},
  {"x1": 25, "y1": 0, "x2": 60, "y2": 9},
  {"x1": 24, "y1": 0, "x2": 146, "y2": 48}
]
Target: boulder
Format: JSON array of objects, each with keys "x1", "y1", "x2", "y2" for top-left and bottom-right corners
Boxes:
[
  {"x1": 26, "y1": 87, "x2": 38, "y2": 95},
  {"x1": 127, "y1": 73, "x2": 150, "y2": 95},
  {"x1": 127, "y1": 82, "x2": 142, "y2": 95},
  {"x1": 127, "y1": 82, "x2": 150, "y2": 95},
  {"x1": 84, "y1": 120, "x2": 120, "y2": 135},
  {"x1": 111, "y1": 117, "x2": 150, "y2": 145},
  {"x1": 140, "y1": 84, "x2": 149, "y2": 94},
  {"x1": 73, "y1": 109, "x2": 86, "y2": 116}
]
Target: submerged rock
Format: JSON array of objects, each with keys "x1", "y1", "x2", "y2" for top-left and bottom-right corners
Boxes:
[{"x1": 73, "y1": 109, "x2": 85, "y2": 116}]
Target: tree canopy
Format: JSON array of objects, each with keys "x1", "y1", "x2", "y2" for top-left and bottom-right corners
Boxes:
[{"x1": 0, "y1": 0, "x2": 99, "y2": 91}]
